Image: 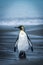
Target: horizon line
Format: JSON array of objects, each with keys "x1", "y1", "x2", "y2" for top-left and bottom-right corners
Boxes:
[{"x1": 0, "y1": 17, "x2": 43, "y2": 21}]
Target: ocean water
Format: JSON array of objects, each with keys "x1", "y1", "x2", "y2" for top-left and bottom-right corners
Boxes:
[{"x1": 0, "y1": 22, "x2": 43, "y2": 65}]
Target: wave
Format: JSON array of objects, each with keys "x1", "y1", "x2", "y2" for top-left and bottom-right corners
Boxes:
[{"x1": 0, "y1": 19, "x2": 43, "y2": 26}]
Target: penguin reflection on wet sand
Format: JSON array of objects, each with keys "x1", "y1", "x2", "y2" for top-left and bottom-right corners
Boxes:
[{"x1": 14, "y1": 25, "x2": 33, "y2": 59}]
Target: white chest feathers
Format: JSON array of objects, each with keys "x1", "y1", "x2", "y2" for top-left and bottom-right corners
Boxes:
[
  {"x1": 19, "y1": 31, "x2": 27, "y2": 39},
  {"x1": 17, "y1": 31, "x2": 29, "y2": 52}
]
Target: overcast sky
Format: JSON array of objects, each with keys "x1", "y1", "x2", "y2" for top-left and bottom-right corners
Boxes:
[
  {"x1": 0, "y1": 0, "x2": 43, "y2": 25},
  {"x1": 0, "y1": 0, "x2": 43, "y2": 19}
]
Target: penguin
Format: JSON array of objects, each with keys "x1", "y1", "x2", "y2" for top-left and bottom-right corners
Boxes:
[{"x1": 14, "y1": 25, "x2": 33, "y2": 59}]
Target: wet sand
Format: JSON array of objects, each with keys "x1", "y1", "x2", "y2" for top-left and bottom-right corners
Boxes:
[{"x1": 0, "y1": 25, "x2": 43, "y2": 65}]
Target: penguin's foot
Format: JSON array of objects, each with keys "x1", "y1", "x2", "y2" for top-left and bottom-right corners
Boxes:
[{"x1": 19, "y1": 51, "x2": 26, "y2": 59}]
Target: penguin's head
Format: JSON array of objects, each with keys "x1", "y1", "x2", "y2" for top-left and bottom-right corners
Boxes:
[{"x1": 15, "y1": 25, "x2": 25, "y2": 31}]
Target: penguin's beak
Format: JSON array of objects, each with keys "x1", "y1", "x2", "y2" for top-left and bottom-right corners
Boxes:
[
  {"x1": 15, "y1": 27, "x2": 18, "y2": 28},
  {"x1": 14, "y1": 27, "x2": 19, "y2": 31},
  {"x1": 14, "y1": 27, "x2": 20, "y2": 29},
  {"x1": 14, "y1": 27, "x2": 19, "y2": 29}
]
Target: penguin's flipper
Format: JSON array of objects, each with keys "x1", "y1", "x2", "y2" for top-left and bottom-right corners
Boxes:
[
  {"x1": 14, "y1": 36, "x2": 18, "y2": 52},
  {"x1": 31, "y1": 46, "x2": 33, "y2": 52},
  {"x1": 14, "y1": 46, "x2": 17, "y2": 52},
  {"x1": 27, "y1": 34, "x2": 33, "y2": 52}
]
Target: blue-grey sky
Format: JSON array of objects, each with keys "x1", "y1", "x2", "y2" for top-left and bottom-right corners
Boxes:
[{"x1": 0, "y1": 0, "x2": 43, "y2": 19}]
